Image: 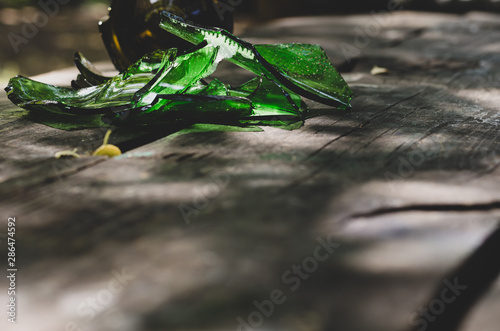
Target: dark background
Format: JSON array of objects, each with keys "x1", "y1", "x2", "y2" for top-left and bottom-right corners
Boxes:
[{"x1": 1, "y1": 0, "x2": 500, "y2": 82}]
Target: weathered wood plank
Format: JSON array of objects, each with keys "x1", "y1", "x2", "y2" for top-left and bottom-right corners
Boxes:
[{"x1": 1, "y1": 11, "x2": 500, "y2": 331}]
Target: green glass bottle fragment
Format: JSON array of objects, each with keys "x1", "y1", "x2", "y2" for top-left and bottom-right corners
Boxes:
[
  {"x1": 230, "y1": 76, "x2": 306, "y2": 116},
  {"x1": 254, "y1": 44, "x2": 352, "y2": 108},
  {"x1": 159, "y1": 12, "x2": 353, "y2": 109},
  {"x1": 6, "y1": 49, "x2": 172, "y2": 115},
  {"x1": 72, "y1": 52, "x2": 113, "y2": 88},
  {"x1": 5, "y1": 11, "x2": 352, "y2": 128},
  {"x1": 99, "y1": 0, "x2": 235, "y2": 72},
  {"x1": 6, "y1": 48, "x2": 303, "y2": 125}
]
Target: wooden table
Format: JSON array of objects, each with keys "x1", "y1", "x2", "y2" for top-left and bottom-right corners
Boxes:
[{"x1": 1, "y1": 11, "x2": 499, "y2": 331}]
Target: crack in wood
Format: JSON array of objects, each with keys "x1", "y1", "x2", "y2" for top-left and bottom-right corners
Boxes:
[
  {"x1": 0, "y1": 157, "x2": 107, "y2": 203},
  {"x1": 305, "y1": 92, "x2": 422, "y2": 161},
  {"x1": 350, "y1": 106, "x2": 421, "y2": 155},
  {"x1": 176, "y1": 153, "x2": 197, "y2": 162},
  {"x1": 384, "y1": 120, "x2": 452, "y2": 166},
  {"x1": 344, "y1": 202, "x2": 500, "y2": 223},
  {"x1": 283, "y1": 91, "x2": 428, "y2": 194}
]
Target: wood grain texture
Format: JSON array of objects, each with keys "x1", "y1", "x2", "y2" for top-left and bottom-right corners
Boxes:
[{"x1": 0, "y1": 11, "x2": 499, "y2": 331}]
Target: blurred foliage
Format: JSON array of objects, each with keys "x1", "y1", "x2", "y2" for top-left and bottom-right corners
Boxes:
[
  {"x1": 0, "y1": 0, "x2": 106, "y2": 9},
  {"x1": 1, "y1": 0, "x2": 500, "y2": 13},
  {"x1": 0, "y1": 0, "x2": 111, "y2": 83},
  {"x1": 1, "y1": 0, "x2": 500, "y2": 83}
]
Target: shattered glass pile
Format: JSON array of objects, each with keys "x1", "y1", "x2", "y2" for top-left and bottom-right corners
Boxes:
[{"x1": 5, "y1": 12, "x2": 353, "y2": 128}]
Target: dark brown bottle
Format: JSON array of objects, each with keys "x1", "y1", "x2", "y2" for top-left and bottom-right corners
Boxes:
[{"x1": 99, "y1": 0, "x2": 234, "y2": 72}]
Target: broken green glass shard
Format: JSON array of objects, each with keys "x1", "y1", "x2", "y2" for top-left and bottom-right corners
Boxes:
[
  {"x1": 254, "y1": 44, "x2": 352, "y2": 108},
  {"x1": 72, "y1": 52, "x2": 113, "y2": 88},
  {"x1": 231, "y1": 76, "x2": 306, "y2": 116},
  {"x1": 159, "y1": 12, "x2": 353, "y2": 109},
  {"x1": 104, "y1": 94, "x2": 254, "y2": 126},
  {"x1": 6, "y1": 47, "x2": 304, "y2": 126},
  {"x1": 132, "y1": 45, "x2": 219, "y2": 107},
  {"x1": 5, "y1": 11, "x2": 352, "y2": 129}
]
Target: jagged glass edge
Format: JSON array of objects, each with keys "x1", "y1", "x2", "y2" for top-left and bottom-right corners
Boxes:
[
  {"x1": 159, "y1": 11, "x2": 353, "y2": 110},
  {"x1": 5, "y1": 48, "x2": 307, "y2": 126}
]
